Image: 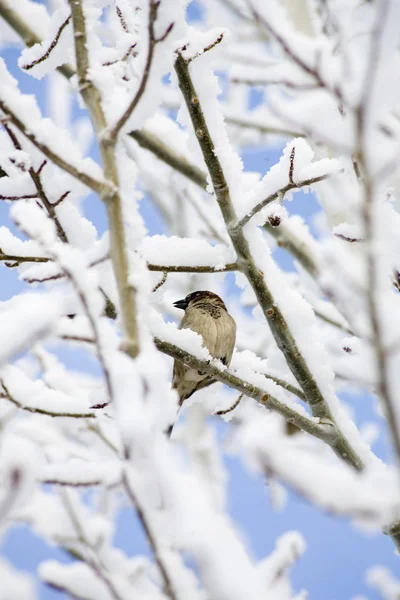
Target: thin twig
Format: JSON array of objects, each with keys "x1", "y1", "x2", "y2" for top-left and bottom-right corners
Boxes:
[
  {"x1": 0, "y1": 467, "x2": 23, "y2": 526},
  {"x1": 111, "y1": 1, "x2": 173, "y2": 139},
  {"x1": 1, "y1": 381, "x2": 95, "y2": 418},
  {"x1": 248, "y1": 2, "x2": 343, "y2": 105},
  {"x1": 0, "y1": 2, "x2": 74, "y2": 79},
  {"x1": 152, "y1": 271, "x2": 168, "y2": 292},
  {"x1": 214, "y1": 393, "x2": 243, "y2": 415},
  {"x1": 238, "y1": 172, "x2": 337, "y2": 229},
  {"x1": 186, "y1": 32, "x2": 224, "y2": 63},
  {"x1": 0, "y1": 193, "x2": 38, "y2": 201},
  {"x1": 0, "y1": 252, "x2": 49, "y2": 265},
  {"x1": 225, "y1": 114, "x2": 304, "y2": 138},
  {"x1": 20, "y1": 15, "x2": 71, "y2": 71}
]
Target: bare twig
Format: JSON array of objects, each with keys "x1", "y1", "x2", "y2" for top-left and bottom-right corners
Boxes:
[
  {"x1": 0, "y1": 250, "x2": 238, "y2": 279},
  {"x1": 103, "y1": 43, "x2": 137, "y2": 67},
  {"x1": 20, "y1": 15, "x2": 71, "y2": 71},
  {"x1": 238, "y1": 171, "x2": 337, "y2": 229},
  {"x1": 115, "y1": 5, "x2": 129, "y2": 33},
  {"x1": 214, "y1": 392, "x2": 243, "y2": 415},
  {"x1": 0, "y1": 251, "x2": 49, "y2": 265},
  {"x1": 0, "y1": 2, "x2": 74, "y2": 79},
  {"x1": 248, "y1": 3, "x2": 343, "y2": 105},
  {"x1": 0, "y1": 193, "x2": 38, "y2": 201},
  {"x1": 225, "y1": 114, "x2": 304, "y2": 138},
  {"x1": 288, "y1": 147, "x2": 295, "y2": 185},
  {"x1": 186, "y1": 32, "x2": 224, "y2": 63},
  {"x1": 152, "y1": 271, "x2": 168, "y2": 292},
  {"x1": 111, "y1": 1, "x2": 173, "y2": 140}
]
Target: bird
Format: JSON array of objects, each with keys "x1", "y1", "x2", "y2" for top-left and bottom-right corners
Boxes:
[{"x1": 167, "y1": 290, "x2": 236, "y2": 437}]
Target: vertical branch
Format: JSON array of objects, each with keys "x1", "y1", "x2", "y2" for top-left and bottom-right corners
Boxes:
[
  {"x1": 353, "y1": 0, "x2": 400, "y2": 467},
  {"x1": 360, "y1": 177, "x2": 400, "y2": 464},
  {"x1": 68, "y1": 0, "x2": 139, "y2": 357}
]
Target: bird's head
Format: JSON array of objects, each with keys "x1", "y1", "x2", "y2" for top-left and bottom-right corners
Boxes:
[{"x1": 173, "y1": 290, "x2": 226, "y2": 311}]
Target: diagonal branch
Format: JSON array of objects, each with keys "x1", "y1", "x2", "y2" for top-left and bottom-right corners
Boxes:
[
  {"x1": 154, "y1": 336, "x2": 355, "y2": 458},
  {"x1": 129, "y1": 129, "x2": 208, "y2": 188},
  {"x1": 20, "y1": 15, "x2": 71, "y2": 71},
  {"x1": 0, "y1": 102, "x2": 104, "y2": 195},
  {"x1": 174, "y1": 53, "x2": 363, "y2": 471}
]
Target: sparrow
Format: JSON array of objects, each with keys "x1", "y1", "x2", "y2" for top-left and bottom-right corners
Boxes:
[{"x1": 168, "y1": 290, "x2": 236, "y2": 436}]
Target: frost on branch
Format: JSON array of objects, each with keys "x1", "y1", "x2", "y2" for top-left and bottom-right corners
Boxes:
[{"x1": 0, "y1": 0, "x2": 400, "y2": 598}]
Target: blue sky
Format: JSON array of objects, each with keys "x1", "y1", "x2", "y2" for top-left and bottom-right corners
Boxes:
[{"x1": 0, "y1": 2, "x2": 398, "y2": 598}]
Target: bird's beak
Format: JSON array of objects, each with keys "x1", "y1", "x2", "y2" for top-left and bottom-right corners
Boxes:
[{"x1": 173, "y1": 298, "x2": 188, "y2": 310}]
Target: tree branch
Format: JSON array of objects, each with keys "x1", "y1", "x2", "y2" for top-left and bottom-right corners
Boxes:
[
  {"x1": 174, "y1": 53, "x2": 363, "y2": 471},
  {"x1": 153, "y1": 336, "x2": 362, "y2": 465},
  {"x1": 129, "y1": 129, "x2": 208, "y2": 189},
  {"x1": 69, "y1": 0, "x2": 139, "y2": 357},
  {"x1": 147, "y1": 262, "x2": 239, "y2": 273}
]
